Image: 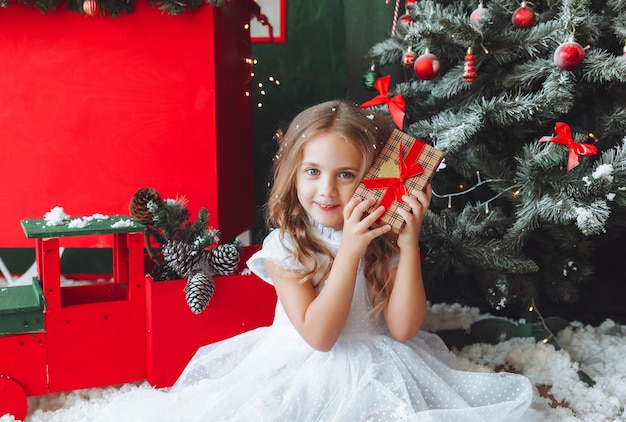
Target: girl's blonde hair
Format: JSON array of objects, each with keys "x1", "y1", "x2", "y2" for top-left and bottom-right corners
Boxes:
[{"x1": 266, "y1": 99, "x2": 399, "y2": 317}]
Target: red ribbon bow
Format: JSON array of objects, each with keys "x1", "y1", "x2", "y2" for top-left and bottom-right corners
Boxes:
[
  {"x1": 360, "y1": 75, "x2": 406, "y2": 129},
  {"x1": 360, "y1": 142, "x2": 424, "y2": 214},
  {"x1": 539, "y1": 122, "x2": 598, "y2": 171}
]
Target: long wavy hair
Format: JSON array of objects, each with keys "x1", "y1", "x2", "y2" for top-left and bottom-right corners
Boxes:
[{"x1": 266, "y1": 99, "x2": 399, "y2": 318}]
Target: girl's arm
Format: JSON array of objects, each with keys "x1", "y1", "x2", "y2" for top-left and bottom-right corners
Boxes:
[
  {"x1": 265, "y1": 197, "x2": 391, "y2": 352},
  {"x1": 384, "y1": 185, "x2": 432, "y2": 341}
]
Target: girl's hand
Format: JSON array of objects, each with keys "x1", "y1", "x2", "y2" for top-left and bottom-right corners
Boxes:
[
  {"x1": 396, "y1": 184, "x2": 432, "y2": 250},
  {"x1": 341, "y1": 197, "x2": 391, "y2": 258}
]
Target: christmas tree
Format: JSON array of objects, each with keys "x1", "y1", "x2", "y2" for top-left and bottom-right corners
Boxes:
[{"x1": 362, "y1": 0, "x2": 626, "y2": 317}]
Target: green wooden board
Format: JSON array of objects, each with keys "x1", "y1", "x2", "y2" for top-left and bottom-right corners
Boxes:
[
  {"x1": 21, "y1": 215, "x2": 145, "y2": 239},
  {"x1": 0, "y1": 278, "x2": 44, "y2": 335}
]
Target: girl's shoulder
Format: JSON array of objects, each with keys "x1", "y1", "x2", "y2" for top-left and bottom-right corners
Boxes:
[{"x1": 246, "y1": 229, "x2": 305, "y2": 285}]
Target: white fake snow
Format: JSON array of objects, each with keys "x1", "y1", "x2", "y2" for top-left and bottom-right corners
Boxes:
[
  {"x1": 0, "y1": 302, "x2": 622, "y2": 421},
  {"x1": 43, "y1": 207, "x2": 70, "y2": 226},
  {"x1": 43, "y1": 207, "x2": 134, "y2": 229}
]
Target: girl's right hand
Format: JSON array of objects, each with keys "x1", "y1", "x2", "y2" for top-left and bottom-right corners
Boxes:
[{"x1": 341, "y1": 197, "x2": 391, "y2": 257}]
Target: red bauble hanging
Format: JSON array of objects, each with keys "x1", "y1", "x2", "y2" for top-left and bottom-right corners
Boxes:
[
  {"x1": 402, "y1": 47, "x2": 418, "y2": 68},
  {"x1": 83, "y1": 0, "x2": 100, "y2": 17},
  {"x1": 463, "y1": 47, "x2": 478, "y2": 82},
  {"x1": 414, "y1": 50, "x2": 441, "y2": 80},
  {"x1": 470, "y1": 3, "x2": 490, "y2": 28},
  {"x1": 512, "y1": 2, "x2": 535, "y2": 28},
  {"x1": 553, "y1": 40, "x2": 585, "y2": 71},
  {"x1": 399, "y1": 14, "x2": 413, "y2": 26},
  {"x1": 405, "y1": 0, "x2": 418, "y2": 6}
]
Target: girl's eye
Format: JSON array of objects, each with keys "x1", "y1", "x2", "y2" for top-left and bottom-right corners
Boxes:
[
  {"x1": 305, "y1": 168, "x2": 320, "y2": 176},
  {"x1": 338, "y1": 171, "x2": 355, "y2": 179}
]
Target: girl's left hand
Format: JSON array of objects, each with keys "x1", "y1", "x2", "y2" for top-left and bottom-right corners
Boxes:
[{"x1": 396, "y1": 184, "x2": 432, "y2": 250}]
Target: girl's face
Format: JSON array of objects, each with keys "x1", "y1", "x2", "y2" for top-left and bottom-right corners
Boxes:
[{"x1": 296, "y1": 132, "x2": 362, "y2": 230}]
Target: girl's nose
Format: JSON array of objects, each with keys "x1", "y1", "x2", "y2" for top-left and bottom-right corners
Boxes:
[{"x1": 320, "y1": 176, "x2": 337, "y2": 196}]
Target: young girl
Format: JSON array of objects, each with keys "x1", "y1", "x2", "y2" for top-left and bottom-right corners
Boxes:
[{"x1": 99, "y1": 100, "x2": 550, "y2": 421}]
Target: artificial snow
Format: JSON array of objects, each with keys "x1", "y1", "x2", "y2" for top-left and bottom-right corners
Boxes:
[
  {"x1": 43, "y1": 207, "x2": 69, "y2": 226},
  {"x1": 110, "y1": 219, "x2": 135, "y2": 228},
  {"x1": 41, "y1": 208, "x2": 135, "y2": 230},
  {"x1": 592, "y1": 164, "x2": 614, "y2": 182},
  {"x1": 0, "y1": 300, "x2": 621, "y2": 422}
]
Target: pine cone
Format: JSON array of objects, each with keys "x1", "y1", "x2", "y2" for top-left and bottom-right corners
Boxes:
[
  {"x1": 129, "y1": 187, "x2": 164, "y2": 225},
  {"x1": 150, "y1": 263, "x2": 182, "y2": 281},
  {"x1": 209, "y1": 243, "x2": 240, "y2": 276},
  {"x1": 162, "y1": 240, "x2": 209, "y2": 279},
  {"x1": 185, "y1": 271, "x2": 215, "y2": 314}
]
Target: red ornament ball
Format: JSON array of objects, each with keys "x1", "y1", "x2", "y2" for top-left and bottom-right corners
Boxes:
[
  {"x1": 414, "y1": 52, "x2": 441, "y2": 80},
  {"x1": 554, "y1": 41, "x2": 585, "y2": 71},
  {"x1": 83, "y1": 0, "x2": 100, "y2": 16},
  {"x1": 512, "y1": 4, "x2": 535, "y2": 28},
  {"x1": 399, "y1": 14, "x2": 413, "y2": 26}
]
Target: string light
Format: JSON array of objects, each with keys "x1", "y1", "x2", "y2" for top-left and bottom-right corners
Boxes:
[
  {"x1": 530, "y1": 298, "x2": 560, "y2": 347},
  {"x1": 529, "y1": 298, "x2": 596, "y2": 387},
  {"x1": 433, "y1": 172, "x2": 520, "y2": 211},
  {"x1": 246, "y1": 58, "x2": 282, "y2": 107}
]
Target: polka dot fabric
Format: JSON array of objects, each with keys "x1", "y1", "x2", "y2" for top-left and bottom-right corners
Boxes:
[{"x1": 97, "y1": 223, "x2": 552, "y2": 422}]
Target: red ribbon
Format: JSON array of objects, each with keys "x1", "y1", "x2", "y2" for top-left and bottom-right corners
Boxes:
[
  {"x1": 361, "y1": 142, "x2": 424, "y2": 215},
  {"x1": 360, "y1": 75, "x2": 406, "y2": 129},
  {"x1": 539, "y1": 122, "x2": 598, "y2": 171}
]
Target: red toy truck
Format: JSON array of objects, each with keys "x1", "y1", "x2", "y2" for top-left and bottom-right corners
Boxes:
[{"x1": 0, "y1": 215, "x2": 277, "y2": 420}]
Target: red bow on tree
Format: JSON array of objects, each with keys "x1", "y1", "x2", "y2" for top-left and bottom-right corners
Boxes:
[
  {"x1": 539, "y1": 122, "x2": 598, "y2": 171},
  {"x1": 360, "y1": 75, "x2": 406, "y2": 129}
]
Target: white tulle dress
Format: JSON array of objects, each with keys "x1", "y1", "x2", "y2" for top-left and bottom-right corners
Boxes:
[{"x1": 98, "y1": 222, "x2": 552, "y2": 422}]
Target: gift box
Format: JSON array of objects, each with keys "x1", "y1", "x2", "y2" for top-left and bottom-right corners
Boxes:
[{"x1": 353, "y1": 129, "x2": 445, "y2": 237}]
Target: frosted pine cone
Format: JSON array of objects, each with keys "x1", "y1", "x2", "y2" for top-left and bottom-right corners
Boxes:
[
  {"x1": 185, "y1": 271, "x2": 215, "y2": 314},
  {"x1": 162, "y1": 240, "x2": 209, "y2": 279},
  {"x1": 150, "y1": 263, "x2": 182, "y2": 281},
  {"x1": 209, "y1": 243, "x2": 240, "y2": 276},
  {"x1": 129, "y1": 187, "x2": 163, "y2": 225}
]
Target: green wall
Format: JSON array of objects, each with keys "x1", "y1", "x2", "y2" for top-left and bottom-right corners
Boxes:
[{"x1": 250, "y1": 0, "x2": 395, "y2": 242}]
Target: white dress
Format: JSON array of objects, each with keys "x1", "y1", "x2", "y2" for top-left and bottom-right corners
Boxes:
[{"x1": 98, "y1": 223, "x2": 552, "y2": 422}]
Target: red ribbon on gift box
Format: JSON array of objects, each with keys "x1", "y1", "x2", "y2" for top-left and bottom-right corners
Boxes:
[
  {"x1": 360, "y1": 75, "x2": 406, "y2": 129},
  {"x1": 360, "y1": 142, "x2": 424, "y2": 214},
  {"x1": 539, "y1": 122, "x2": 598, "y2": 171}
]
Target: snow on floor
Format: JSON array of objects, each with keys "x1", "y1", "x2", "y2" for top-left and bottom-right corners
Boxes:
[{"x1": 2, "y1": 296, "x2": 625, "y2": 421}]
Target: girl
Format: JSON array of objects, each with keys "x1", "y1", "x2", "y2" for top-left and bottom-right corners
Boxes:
[{"x1": 99, "y1": 100, "x2": 550, "y2": 421}]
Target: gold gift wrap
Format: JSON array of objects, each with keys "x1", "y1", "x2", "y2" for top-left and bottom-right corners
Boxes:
[{"x1": 353, "y1": 129, "x2": 445, "y2": 237}]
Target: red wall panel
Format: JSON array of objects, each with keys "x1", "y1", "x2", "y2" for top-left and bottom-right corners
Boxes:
[{"x1": 0, "y1": 1, "x2": 255, "y2": 247}]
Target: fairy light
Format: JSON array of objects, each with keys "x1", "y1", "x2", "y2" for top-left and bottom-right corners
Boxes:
[
  {"x1": 433, "y1": 170, "x2": 521, "y2": 212},
  {"x1": 247, "y1": 58, "x2": 281, "y2": 106},
  {"x1": 528, "y1": 298, "x2": 596, "y2": 387},
  {"x1": 530, "y1": 298, "x2": 560, "y2": 347}
]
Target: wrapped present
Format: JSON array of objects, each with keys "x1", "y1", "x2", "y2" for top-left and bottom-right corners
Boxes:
[{"x1": 353, "y1": 129, "x2": 445, "y2": 238}]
